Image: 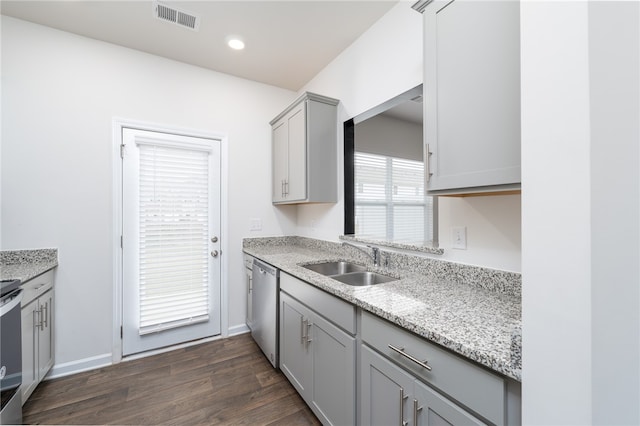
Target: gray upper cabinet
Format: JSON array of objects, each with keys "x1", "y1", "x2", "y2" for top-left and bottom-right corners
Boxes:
[
  {"x1": 271, "y1": 92, "x2": 339, "y2": 204},
  {"x1": 416, "y1": 0, "x2": 521, "y2": 195}
]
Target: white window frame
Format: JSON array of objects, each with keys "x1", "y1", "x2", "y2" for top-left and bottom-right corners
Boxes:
[{"x1": 354, "y1": 152, "x2": 435, "y2": 243}]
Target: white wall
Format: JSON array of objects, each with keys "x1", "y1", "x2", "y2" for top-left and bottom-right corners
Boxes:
[
  {"x1": 356, "y1": 114, "x2": 423, "y2": 161},
  {"x1": 297, "y1": 1, "x2": 522, "y2": 272},
  {"x1": 522, "y1": 1, "x2": 639, "y2": 424},
  {"x1": 1, "y1": 16, "x2": 296, "y2": 369}
]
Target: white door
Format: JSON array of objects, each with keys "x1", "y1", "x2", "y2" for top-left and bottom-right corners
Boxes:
[{"x1": 122, "y1": 128, "x2": 221, "y2": 356}]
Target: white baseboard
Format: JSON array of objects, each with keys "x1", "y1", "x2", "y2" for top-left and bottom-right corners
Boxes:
[
  {"x1": 228, "y1": 323, "x2": 250, "y2": 336},
  {"x1": 46, "y1": 353, "x2": 113, "y2": 380}
]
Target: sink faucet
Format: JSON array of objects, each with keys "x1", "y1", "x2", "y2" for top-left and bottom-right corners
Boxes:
[{"x1": 342, "y1": 241, "x2": 381, "y2": 267}]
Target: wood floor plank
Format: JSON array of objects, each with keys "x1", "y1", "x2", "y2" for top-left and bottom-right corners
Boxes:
[{"x1": 22, "y1": 334, "x2": 320, "y2": 425}]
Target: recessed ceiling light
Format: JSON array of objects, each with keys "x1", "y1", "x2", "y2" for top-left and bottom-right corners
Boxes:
[{"x1": 226, "y1": 37, "x2": 245, "y2": 50}]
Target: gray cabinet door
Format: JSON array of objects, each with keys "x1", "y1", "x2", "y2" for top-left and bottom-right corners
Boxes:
[
  {"x1": 37, "y1": 290, "x2": 54, "y2": 381},
  {"x1": 310, "y1": 313, "x2": 356, "y2": 426},
  {"x1": 21, "y1": 300, "x2": 37, "y2": 404},
  {"x1": 286, "y1": 103, "x2": 307, "y2": 201},
  {"x1": 361, "y1": 345, "x2": 414, "y2": 426},
  {"x1": 413, "y1": 380, "x2": 486, "y2": 426},
  {"x1": 279, "y1": 293, "x2": 312, "y2": 399},
  {"x1": 271, "y1": 101, "x2": 306, "y2": 203},
  {"x1": 272, "y1": 119, "x2": 288, "y2": 203},
  {"x1": 424, "y1": 0, "x2": 521, "y2": 194}
]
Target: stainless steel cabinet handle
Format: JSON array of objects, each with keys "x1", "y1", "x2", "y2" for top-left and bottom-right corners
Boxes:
[
  {"x1": 211, "y1": 236, "x2": 218, "y2": 243},
  {"x1": 210, "y1": 250, "x2": 219, "y2": 258},
  {"x1": 388, "y1": 344, "x2": 432, "y2": 371},
  {"x1": 413, "y1": 399, "x2": 423, "y2": 425},
  {"x1": 306, "y1": 321, "x2": 312, "y2": 344},
  {"x1": 37, "y1": 306, "x2": 44, "y2": 331},
  {"x1": 425, "y1": 143, "x2": 433, "y2": 183},
  {"x1": 43, "y1": 302, "x2": 48, "y2": 329},
  {"x1": 34, "y1": 308, "x2": 42, "y2": 331},
  {"x1": 301, "y1": 318, "x2": 308, "y2": 343},
  {"x1": 399, "y1": 388, "x2": 408, "y2": 426}
]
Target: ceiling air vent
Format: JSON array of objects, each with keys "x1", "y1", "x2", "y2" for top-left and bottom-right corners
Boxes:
[{"x1": 153, "y1": 2, "x2": 200, "y2": 31}]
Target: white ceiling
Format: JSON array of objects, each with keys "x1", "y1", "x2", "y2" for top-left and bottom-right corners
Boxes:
[{"x1": 1, "y1": 0, "x2": 399, "y2": 91}]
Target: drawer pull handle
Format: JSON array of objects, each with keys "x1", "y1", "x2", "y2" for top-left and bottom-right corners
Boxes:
[{"x1": 388, "y1": 344, "x2": 432, "y2": 371}]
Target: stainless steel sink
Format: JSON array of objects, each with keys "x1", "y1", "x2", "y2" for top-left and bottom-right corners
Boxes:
[
  {"x1": 330, "y1": 271, "x2": 397, "y2": 286},
  {"x1": 303, "y1": 261, "x2": 367, "y2": 276}
]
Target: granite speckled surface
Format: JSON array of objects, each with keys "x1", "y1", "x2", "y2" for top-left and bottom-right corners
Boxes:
[
  {"x1": 244, "y1": 236, "x2": 521, "y2": 381},
  {"x1": 1, "y1": 249, "x2": 58, "y2": 282},
  {"x1": 340, "y1": 234, "x2": 445, "y2": 255}
]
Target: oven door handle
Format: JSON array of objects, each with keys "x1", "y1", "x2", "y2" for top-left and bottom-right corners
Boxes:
[{"x1": 0, "y1": 289, "x2": 23, "y2": 316}]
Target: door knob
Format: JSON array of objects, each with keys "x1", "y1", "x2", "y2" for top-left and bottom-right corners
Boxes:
[
  {"x1": 210, "y1": 250, "x2": 219, "y2": 258},
  {"x1": 211, "y1": 236, "x2": 218, "y2": 243}
]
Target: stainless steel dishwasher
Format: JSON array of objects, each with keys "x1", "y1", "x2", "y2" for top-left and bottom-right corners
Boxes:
[{"x1": 251, "y1": 259, "x2": 279, "y2": 368}]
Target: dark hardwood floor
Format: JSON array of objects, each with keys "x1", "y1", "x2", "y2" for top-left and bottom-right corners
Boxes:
[{"x1": 23, "y1": 333, "x2": 321, "y2": 425}]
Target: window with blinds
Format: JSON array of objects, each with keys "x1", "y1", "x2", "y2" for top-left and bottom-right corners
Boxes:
[
  {"x1": 138, "y1": 143, "x2": 210, "y2": 335},
  {"x1": 354, "y1": 152, "x2": 434, "y2": 242}
]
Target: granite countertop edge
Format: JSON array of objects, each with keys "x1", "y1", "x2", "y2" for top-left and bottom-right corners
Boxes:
[
  {"x1": 244, "y1": 245, "x2": 522, "y2": 382},
  {"x1": 1, "y1": 248, "x2": 59, "y2": 283}
]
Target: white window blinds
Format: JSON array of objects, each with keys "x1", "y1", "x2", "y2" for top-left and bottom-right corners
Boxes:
[
  {"x1": 138, "y1": 143, "x2": 210, "y2": 335},
  {"x1": 355, "y1": 152, "x2": 434, "y2": 243}
]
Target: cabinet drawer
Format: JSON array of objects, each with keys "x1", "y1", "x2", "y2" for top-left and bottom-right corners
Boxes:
[
  {"x1": 243, "y1": 254, "x2": 254, "y2": 270},
  {"x1": 21, "y1": 270, "x2": 54, "y2": 306},
  {"x1": 361, "y1": 311, "x2": 505, "y2": 425},
  {"x1": 280, "y1": 273, "x2": 356, "y2": 334}
]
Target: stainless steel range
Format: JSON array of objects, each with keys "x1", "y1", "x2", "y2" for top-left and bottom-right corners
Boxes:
[{"x1": 0, "y1": 279, "x2": 23, "y2": 425}]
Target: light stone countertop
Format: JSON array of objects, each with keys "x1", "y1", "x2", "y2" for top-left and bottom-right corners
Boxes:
[
  {"x1": 244, "y1": 237, "x2": 521, "y2": 381},
  {"x1": 0, "y1": 248, "x2": 58, "y2": 283}
]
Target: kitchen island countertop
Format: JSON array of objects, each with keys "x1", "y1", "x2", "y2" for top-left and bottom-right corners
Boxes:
[{"x1": 244, "y1": 237, "x2": 521, "y2": 381}]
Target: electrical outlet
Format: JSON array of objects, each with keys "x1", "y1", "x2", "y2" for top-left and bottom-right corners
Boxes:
[
  {"x1": 451, "y1": 226, "x2": 467, "y2": 250},
  {"x1": 249, "y1": 218, "x2": 262, "y2": 232}
]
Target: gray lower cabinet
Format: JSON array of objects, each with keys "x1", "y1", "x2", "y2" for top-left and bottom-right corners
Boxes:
[
  {"x1": 21, "y1": 270, "x2": 55, "y2": 404},
  {"x1": 361, "y1": 345, "x2": 485, "y2": 426},
  {"x1": 276, "y1": 272, "x2": 521, "y2": 426},
  {"x1": 361, "y1": 311, "x2": 518, "y2": 426},
  {"x1": 279, "y1": 273, "x2": 356, "y2": 425}
]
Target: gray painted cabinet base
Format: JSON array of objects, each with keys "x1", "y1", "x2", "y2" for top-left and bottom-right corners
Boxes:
[
  {"x1": 279, "y1": 273, "x2": 356, "y2": 425},
  {"x1": 361, "y1": 346, "x2": 486, "y2": 426},
  {"x1": 277, "y1": 272, "x2": 521, "y2": 426},
  {"x1": 21, "y1": 270, "x2": 55, "y2": 405}
]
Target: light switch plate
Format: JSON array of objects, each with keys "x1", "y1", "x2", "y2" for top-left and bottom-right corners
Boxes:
[{"x1": 451, "y1": 226, "x2": 467, "y2": 250}]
